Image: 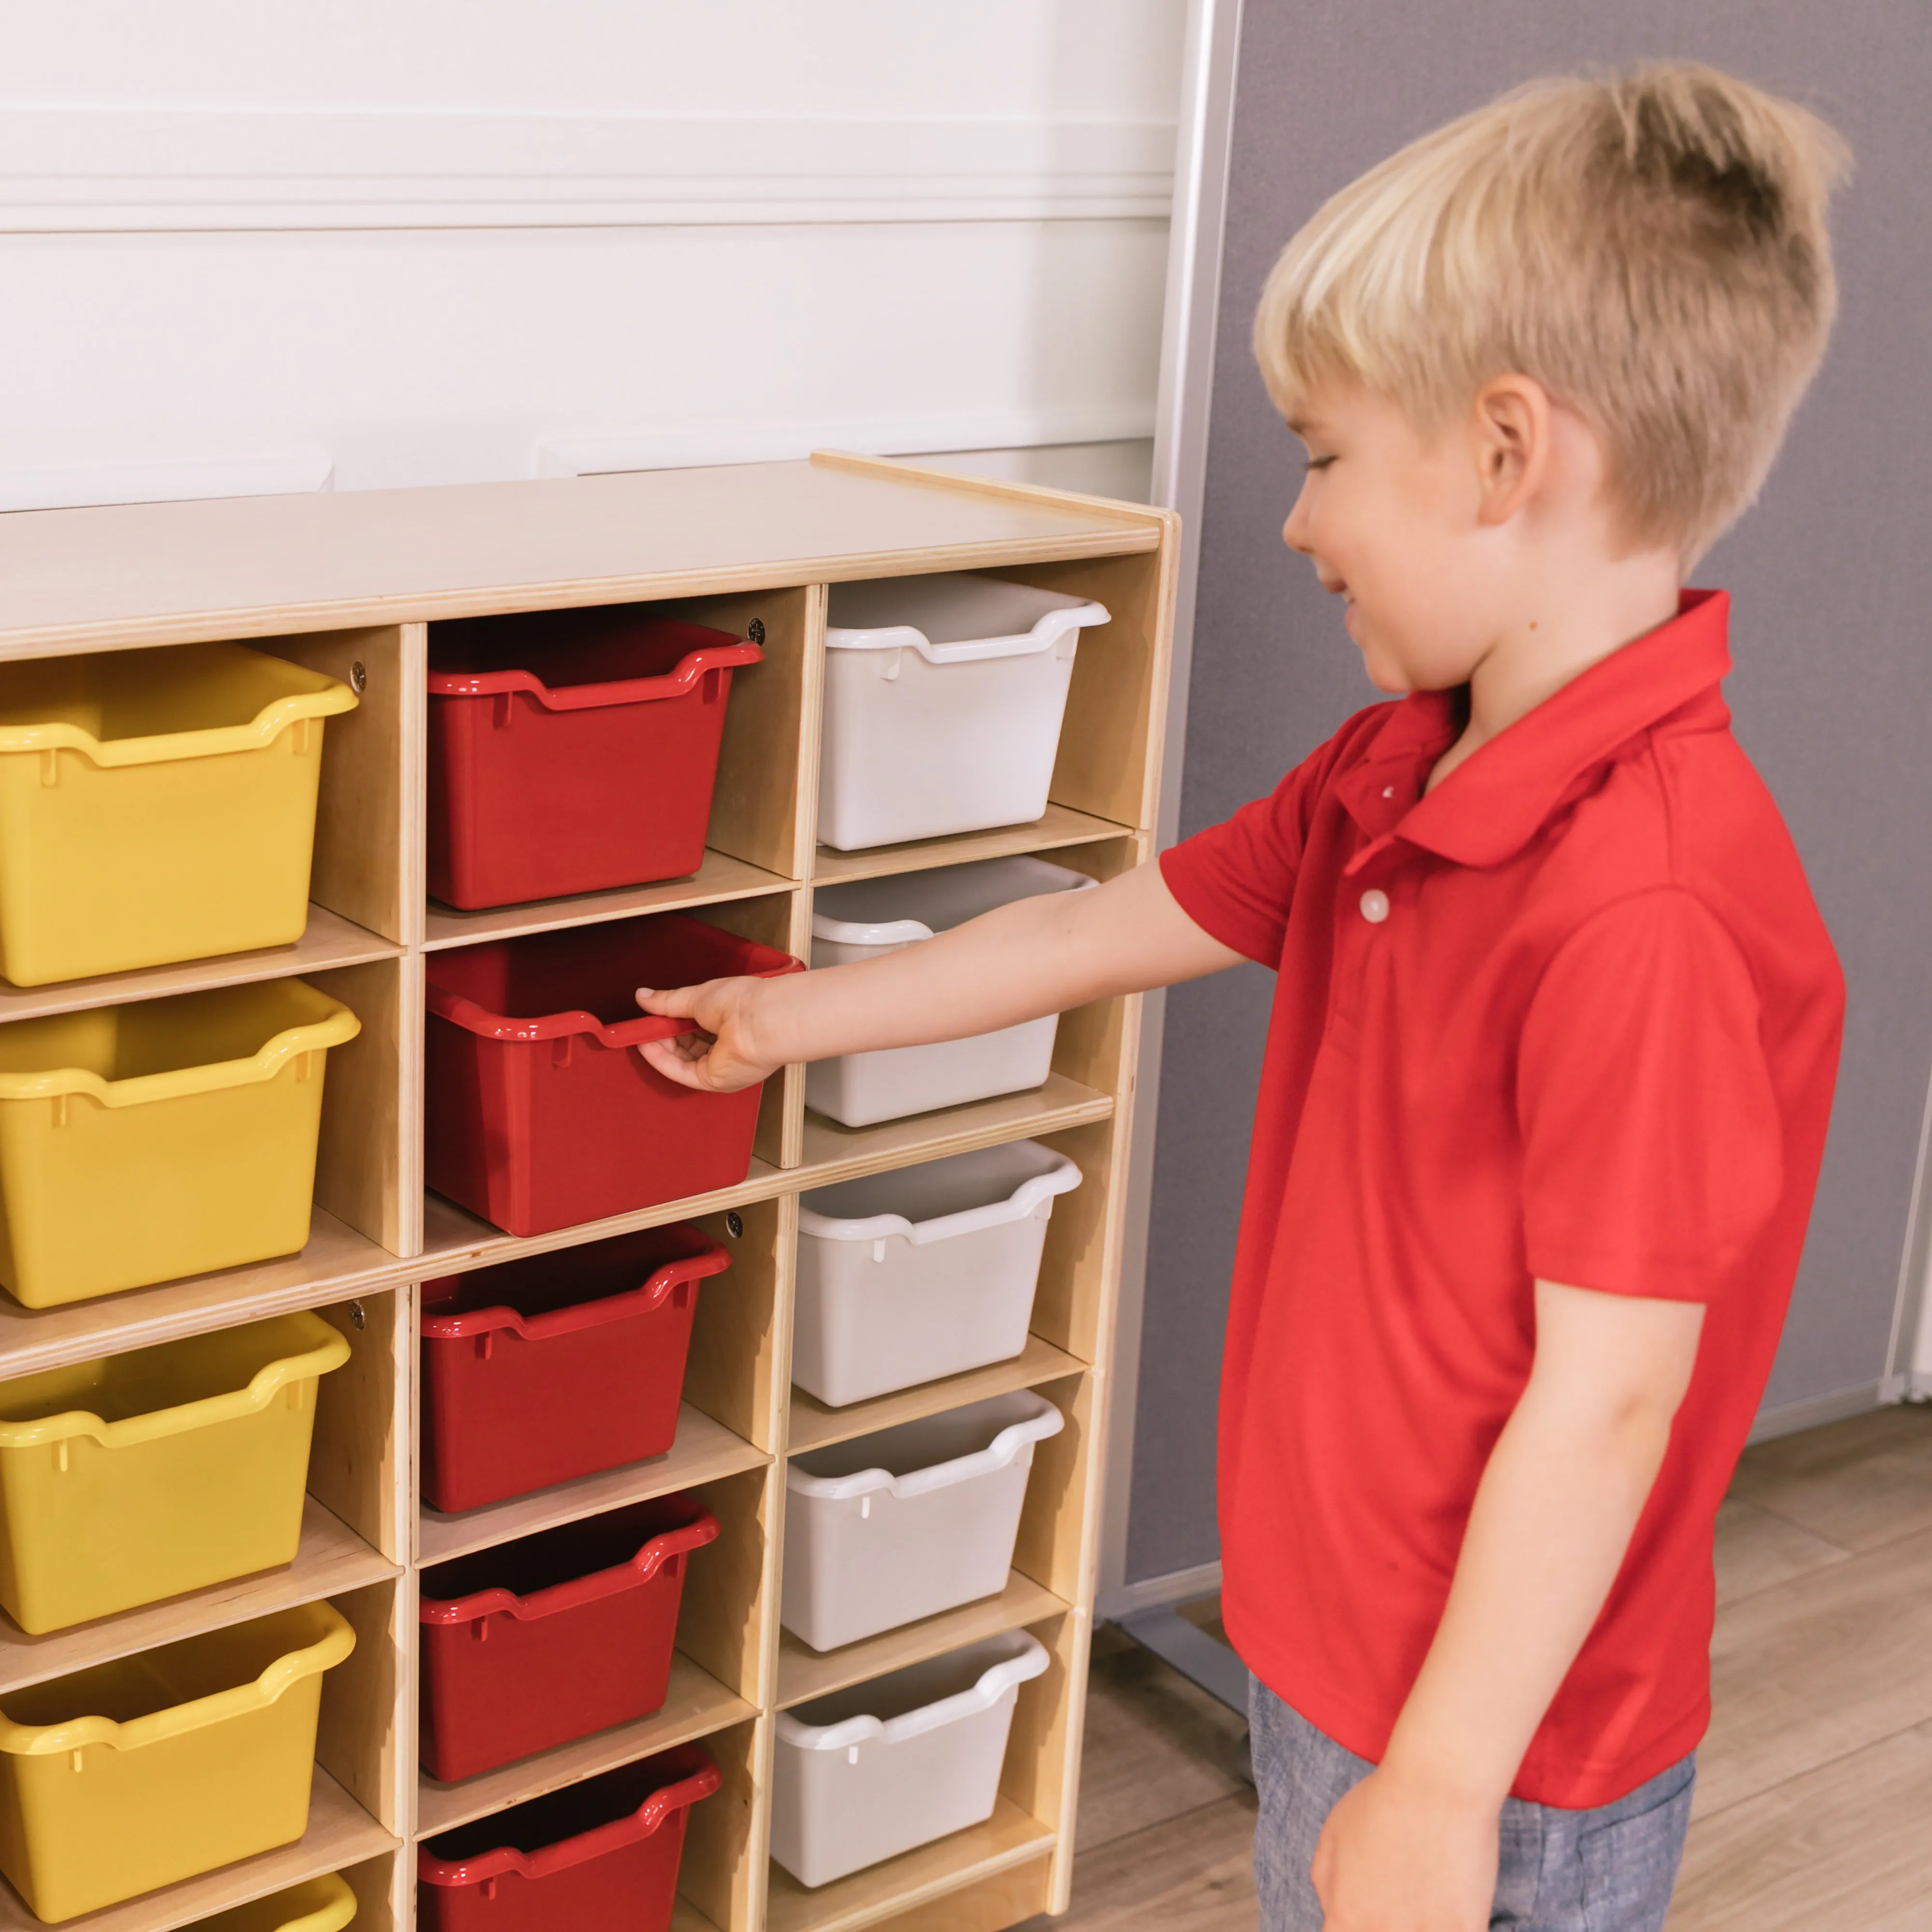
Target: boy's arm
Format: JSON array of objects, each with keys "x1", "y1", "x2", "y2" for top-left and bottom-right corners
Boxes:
[
  {"x1": 1312, "y1": 1278, "x2": 1705, "y2": 1932},
  {"x1": 635, "y1": 859, "x2": 1245, "y2": 1091}
]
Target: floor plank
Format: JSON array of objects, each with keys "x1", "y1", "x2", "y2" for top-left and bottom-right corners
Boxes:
[
  {"x1": 1695, "y1": 1526, "x2": 1932, "y2": 1818},
  {"x1": 1710, "y1": 1495, "x2": 1849, "y2": 1607},
  {"x1": 1668, "y1": 1720, "x2": 1932, "y2": 1931},
  {"x1": 1074, "y1": 1634, "x2": 1251, "y2": 1853},
  {"x1": 1727, "y1": 1405, "x2": 1932, "y2": 1553},
  {"x1": 1016, "y1": 1793, "x2": 1259, "y2": 1932}
]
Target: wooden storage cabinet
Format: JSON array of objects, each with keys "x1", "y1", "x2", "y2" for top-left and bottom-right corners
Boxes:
[{"x1": 0, "y1": 455, "x2": 1175, "y2": 1932}]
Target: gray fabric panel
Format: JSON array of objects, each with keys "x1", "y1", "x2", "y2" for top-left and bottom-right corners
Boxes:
[{"x1": 1125, "y1": 0, "x2": 1932, "y2": 1584}]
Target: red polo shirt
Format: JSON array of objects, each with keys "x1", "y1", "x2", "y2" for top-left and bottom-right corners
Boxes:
[{"x1": 1160, "y1": 591, "x2": 1843, "y2": 1806}]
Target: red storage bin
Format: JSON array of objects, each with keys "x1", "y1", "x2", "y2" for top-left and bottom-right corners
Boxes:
[
  {"x1": 419, "y1": 1494, "x2": 720, "y2": 1781},
  {"x1": 421, "y1": 1223, "x2": 730, "y2": 1513},
  {"x1": 427, "y1": 610, "x2": 763, "y2": 910},
  {"x1": 418, "y1": 1745, "x2": 719, "y2": 1932},
  {"x1": 425, "y1": 914, "x2": 803, "y2": 1236}
]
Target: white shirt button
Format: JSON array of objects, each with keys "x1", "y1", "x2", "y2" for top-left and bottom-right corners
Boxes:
[
  {"x1": 1359, "y1": 888, "x2": 1391, "y2": 924},
  {"x1": 1381, "y1": 785, "x2": 1395, "y2": 799}
]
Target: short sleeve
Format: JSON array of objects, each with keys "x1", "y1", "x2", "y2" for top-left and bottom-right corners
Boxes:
[
  {"x1": 1160, "y1": 725, "x2": 1362, "y2": 966},
  {"x1": 1518, "y1": 890, "x2": 1783, "y2": 1301}
]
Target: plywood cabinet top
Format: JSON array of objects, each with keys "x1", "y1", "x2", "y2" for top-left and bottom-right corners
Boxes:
[{"x1": 0, "y1": 455, "x2": 1160, "y2": 656}]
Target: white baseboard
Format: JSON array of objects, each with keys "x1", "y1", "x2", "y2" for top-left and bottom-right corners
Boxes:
[
  {"x1": 1098, "y1": 1560, "x2": 1222, "y2": 1622},
  {"x1": 537, "y1": 405, "x2": 1156, "y2": 480},
  {"x1": 0, "y1": 451, "x2": 333, "y2": 514},
  {"x1": 1746, "y1": 1379, "x2": 1893, "y2": 1444}
]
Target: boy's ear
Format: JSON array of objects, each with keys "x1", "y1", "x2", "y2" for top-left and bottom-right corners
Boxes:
[{"x1": 1470, "y1": 375, "x2": 1552, "y2": 526}]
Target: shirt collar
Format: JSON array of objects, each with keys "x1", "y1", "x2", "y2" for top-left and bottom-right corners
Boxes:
[{"x1": 1344, "y1": 589, "x2": 1733, "y2": 871}]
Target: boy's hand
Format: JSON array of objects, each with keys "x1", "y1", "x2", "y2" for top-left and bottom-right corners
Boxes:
[
  {"x1": 634, "y1": 978, "x2": 776, "y2": 1092},
  {"x1": 1311, "y1": 1768, "x2": 1497, "y2": 1932}
]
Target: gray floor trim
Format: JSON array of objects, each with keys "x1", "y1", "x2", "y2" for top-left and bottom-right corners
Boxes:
[
  {"x1": 1118, "y1": 1604, "x2": 1250, "y2": 1715},
  {"x1": 1746, "y1": 1379, "x2": 1889, "y2": 1443}
]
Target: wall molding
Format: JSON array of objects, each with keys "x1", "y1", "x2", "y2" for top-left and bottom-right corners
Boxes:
[{"x1": 0, "y1": 109, "x2": 1176, "y2": 232}]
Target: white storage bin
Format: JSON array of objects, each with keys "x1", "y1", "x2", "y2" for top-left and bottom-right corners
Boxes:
[
  {"x1": 819, "y1": 572, "x2": 1109, "y2": 851},
  {"x1": 796, "y1": 1141, "x2": 1081, "y2": 1407},
  {"x1": 783, "y1": 1389, "x2": 1065, "y2": 1651},
  {"x1": 806, "y1": 856, "x2": 1097, "y2": 1128},
  {"x1": 771, "y1": 1630, "x2": 1050, "y2": 1888}
]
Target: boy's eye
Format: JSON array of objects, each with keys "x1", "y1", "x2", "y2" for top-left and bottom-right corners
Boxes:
[{"x1": 1304, "y1": 455, "x2": 1338, "y2": 472}]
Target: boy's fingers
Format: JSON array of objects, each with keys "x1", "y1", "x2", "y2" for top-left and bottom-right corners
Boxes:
[
  {"x1": 637, "y1": 1037, "x2": 712, "y2": 1088},
  {"x1": 634, "y1": 982, "x2": 704, "y2": 1018}
]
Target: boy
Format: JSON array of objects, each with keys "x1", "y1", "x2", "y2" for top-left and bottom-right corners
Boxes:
[{"x1": 636, "y1": 64, "x2": 1848, "y2": 1932}]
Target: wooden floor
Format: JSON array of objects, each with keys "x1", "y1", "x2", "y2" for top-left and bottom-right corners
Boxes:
[{"x1": 1018, "y1": 1403, "x2": 1932, "y2": 1930}]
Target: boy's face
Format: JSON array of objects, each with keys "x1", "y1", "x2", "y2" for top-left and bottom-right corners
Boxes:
[{"x1": 1282, "y1": 379, "x2": 1507, "y2": 696}]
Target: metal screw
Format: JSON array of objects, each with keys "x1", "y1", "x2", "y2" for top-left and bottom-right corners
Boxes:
[
  {"x1": 746, "y1": 620, "x2": 766, "y2": 647},
  {"x1": 725, "y1": 1211, "x2": 744, "y2": 1238},
  {"x1": 349, "y1": 1300, "x2": 367, "y2": 1331},
  {"x1": 350, "y1": 661, "x2": 368, "y2": 694}
]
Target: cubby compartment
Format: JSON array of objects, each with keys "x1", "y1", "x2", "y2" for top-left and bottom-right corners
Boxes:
[
  {"x1": 0, "y1": 1601, "x2": 355, "y2": 1921},
  {"x1": 0, "y1": 1312, "x2": 350, "y2": 1633},
  {"x1": 0, "y1": 645, "x2": 358, "y2": 988},
  {"x1": 817, "y1": 574, "x2": 1109, "y2": 852},
  {"x1": 770, "y1": 1630, "x2": 1049, "y2": 1890},
  {"x1": 419, "y1": 1494, "x2": 720, "y2": 1783},
  {"x1": 0, "y1": 455, "x2": 1174, "y2": 1932},
  {"x1": 0, "y1": 980, "x2": 361, "y2": 1308},
  {"x1": 420, "y1": 1226, "x2": 731, "y2": 1512},
  {"x1": 424, "y1": 913, "x2": 803, "y2": 1236},
  {"x1": 417, "y1": 1745, "x2": 720, "y2": 1932},
  {"x1": 805, "y1": 857, "x2": 1097, "y2": 1129},
  {"x1": 190, "y1": 1871, "x2": 358, "y2": 1932},
  {"x1": 782, "y1": 1392, "x2": 1065, "y2": 1653},
  {"x1": 794, "y1": 1142, "x2": 1080, "y2": 1408},
  {"x1": 426, "y1": 608, "x2": 764, "y2": 911}
]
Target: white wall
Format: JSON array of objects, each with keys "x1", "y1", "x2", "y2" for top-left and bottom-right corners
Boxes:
[{"x1": 0, "y1": 1, "x2": 1184, "y2": 505}]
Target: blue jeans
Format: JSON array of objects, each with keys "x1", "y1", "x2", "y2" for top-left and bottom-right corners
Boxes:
[{"x1": 1250, "y1": 1679, "x2": 1695, "y2": 1931}]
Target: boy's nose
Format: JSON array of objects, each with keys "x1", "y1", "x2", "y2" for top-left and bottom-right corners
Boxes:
[{"x1": 1281, "y1": 481, "x2": 1317, "y2": 555}]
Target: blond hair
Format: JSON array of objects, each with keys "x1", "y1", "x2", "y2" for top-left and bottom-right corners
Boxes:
[{"x1": 1254, "y1": 65, "x2": 1849, "y2": 562}]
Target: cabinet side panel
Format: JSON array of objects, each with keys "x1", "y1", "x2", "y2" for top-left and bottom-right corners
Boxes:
[
  {"x1": 667, "y1": 584, "x2": 823, "y2": 881},
  {"x1": 307, "y1": 956, "x2": 406, "y2": 1255},
  {"x1": 318, "y1": 1577, "x2": 408, "y2": 1835},
  {"x1": 309, "y1": 1287, "x2": 407, "y2": 1563},
  {"x1": 261, "y1": 624, "x2": 412, "y2": 944}
]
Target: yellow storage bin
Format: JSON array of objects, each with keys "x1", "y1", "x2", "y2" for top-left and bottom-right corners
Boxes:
[
  {"x1": 0, "y1": 978, "x2": 359, "y2": 1308},
  {"x1": 192, "y1": 1871, "x2": 358, "y2": 1932},
  {"x1": 0, "y1": 643, "x2": 357, "y2": 987},
  {"x1": 0, "y1": 1311, "x2": 351, "y2": 1634},
  {"x1": 0, "y1": 1599, "x2": 354, "y2": 1922}
]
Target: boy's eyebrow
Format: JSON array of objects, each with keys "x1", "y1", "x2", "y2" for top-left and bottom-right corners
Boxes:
[{"x1": 1285, "y1": 416, "x2": 1324, "y2": 437}]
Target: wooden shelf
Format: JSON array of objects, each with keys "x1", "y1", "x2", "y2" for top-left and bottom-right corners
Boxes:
[
  {"x1": 0, "y1": 1767, "x2": 396, "y2": 1932},
  {"x1": 813, "y1": 804, "x2": 1132, "y2": 887},
  {"x1": 673, "y1": 1902, "x2": 724, "y2": 1932},
  {"x1": 0, "y1": 1208, "x2": 406, "y2": 1382},
  {"x1": 419, "y1": 1405, "x2": 770, "y2": 1566},
  {"x1": 0, "y1": 907, "x2": 400, "y2": 1023},
  {"x1": 777, "y1": 1572, "x2": 1068, "y2": 1711},
  {"x1": 0, "y1": 1498, "x2": 397, "y2": 1695},
  {"x1": 424, "y1": 850, "x2": 795, "y2": 951},
  {"x1": 788, "y1": 1337, "x2": 1087, "y2": 1457},
  {"x1": 418, "y1": 1652, "x2": 755, "y2": 1838},
  {"x1": 798, "y1": 1075, "x2": 1113, "y2": 1187},
  {"x1": 418, "y1": 1167, "x2": 789, "y2": 1277},
  {"x1": 0, "y1": 460, "x2": 1158, "y2": 659},
  {"x1": 416, "y1": 1078, "x2": 1111, "y2": 1284},
  {"x1": 766, "y1": 1798, "x2": 1055, "y2": 1932}
]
